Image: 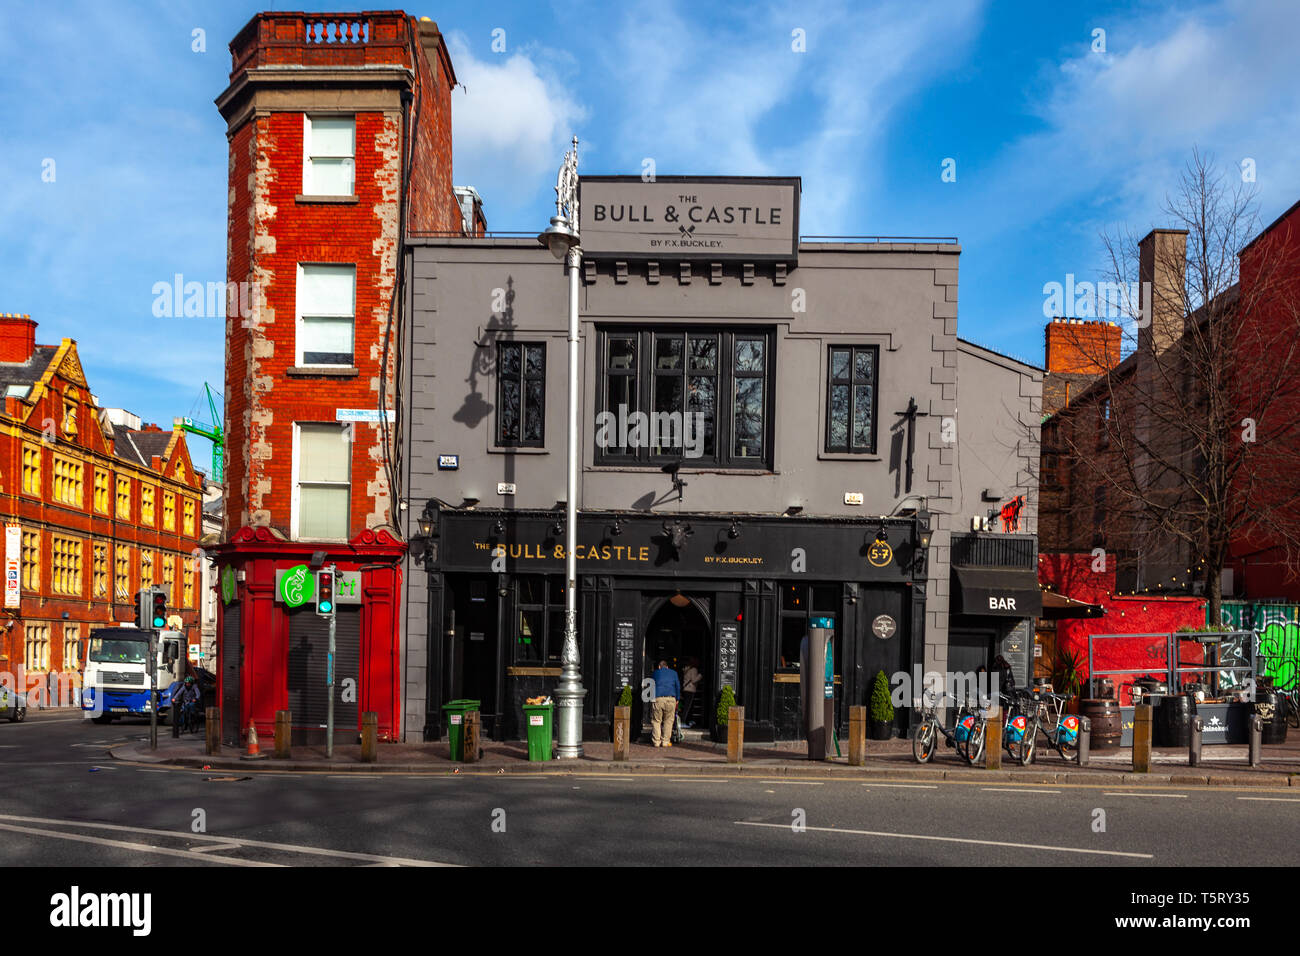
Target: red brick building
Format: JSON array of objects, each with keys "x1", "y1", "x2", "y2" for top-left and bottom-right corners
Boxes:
[
  {"x1": 213, "y1": 11, "x2": 478, "y2": 745},
  {"x1": 0, "y1": 314, "x2": 203, "y2": 701}
]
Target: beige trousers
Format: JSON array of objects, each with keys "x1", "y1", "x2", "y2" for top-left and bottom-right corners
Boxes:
[{"x1": 651, "y1": 696, "x2": 677, "y2": 746}]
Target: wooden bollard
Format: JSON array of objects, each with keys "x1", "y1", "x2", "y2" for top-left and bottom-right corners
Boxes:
[
  {"x1": 274, "y1": 710, "x2": 291, "y2": 759},
  {"x1": 463, "y1": 710, "x2": 481, "y2": 763},
  {"x1": 613, "y1": 706, "x2": 630, "y2": 762},
  {"x1": 1132, "y1": 703, "x2": 1153, "y2": 773},
  {"x1": 205, "y1": 707, "x2": 221, "y2": 755},
  {"x1": 727, "y1": 706, "x2": 744, "y2": 763},
  {"x1": 985, "y1": 704, "x2": 1002, "y2": 770},
  {"x1": 361, "y1": 711, "x2": 378, "y2": 763},
  {"x1": 848, "y1": 705, "x2": 866, "y2": 766}
]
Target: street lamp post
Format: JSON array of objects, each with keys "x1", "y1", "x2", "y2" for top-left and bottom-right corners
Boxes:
[{"x1": 539, "y1": 136, "x2": 586, "y2": 758}]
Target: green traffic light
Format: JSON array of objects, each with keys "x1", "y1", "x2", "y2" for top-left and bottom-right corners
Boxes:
[
  {"x1": 153, "y1": 617, "x2": 165, "y2": 627},
  {"x1": 320, "y1": 600, "x2": 333, "y2": 613}
]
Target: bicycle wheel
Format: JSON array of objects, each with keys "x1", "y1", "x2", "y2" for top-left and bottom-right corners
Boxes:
[
  {"x1": 964, "y1": 719, "x2": 986, "y2": 765},
  {"x1": 913, "y1": 719, "x2": 937, "y2": 763},
  {"x1": 1015, "y1": 721, "x2": 1037, "y2": 765},
  {"x1": 1288, "y1": 692, "x2": 1300, "y2": 729}
]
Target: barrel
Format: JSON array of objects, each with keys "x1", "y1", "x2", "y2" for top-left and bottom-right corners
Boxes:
[
  {"x1": 1156, "y1": 693, "x2": 1192, "y2": 747},
  {"x1": 1256, "y1": 689, "x2": 1288, "y2": 745},
  {"x1": 1080, "y1": 699, "x2": 1121, "y2": 750}
]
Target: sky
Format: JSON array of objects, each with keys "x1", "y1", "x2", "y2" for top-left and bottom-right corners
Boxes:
[{"x1": 2, "y1": 0, "x2": 1298, "y2": 475}]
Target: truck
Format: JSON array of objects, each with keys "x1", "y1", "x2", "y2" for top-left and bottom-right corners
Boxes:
[{"x1": 81, "y1": 627, "x2": 186, "y2": 723}]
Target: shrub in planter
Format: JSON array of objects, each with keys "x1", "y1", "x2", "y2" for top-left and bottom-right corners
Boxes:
[
  {"x1": 714, "y1": 685, "x2": 737, "y2": 741},
  {"x1": 869, "y1": 670, "x2": 894, "y2": 739},
  {"x1": 617, "y1": 684, "x2": 633, "y2": 708}
]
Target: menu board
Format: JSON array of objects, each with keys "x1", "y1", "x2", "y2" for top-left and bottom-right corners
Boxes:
[
  {"x1": 718, "y1": 622, "x2": 739, "y2": 691},
  {"x1": 614, "y1": 620, "x2": 636, "y2": 689},
  {"x1": 1001, "y1": 620, "x2": 1033, "y2": 688}
]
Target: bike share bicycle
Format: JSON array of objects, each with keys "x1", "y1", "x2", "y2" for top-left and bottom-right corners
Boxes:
[
  {"x1": 912, "y1": 687, "x2": 985, "y2": 765},
  {"x1": 1009, "y1": 688, "x2": 1080, "y2": 765}
]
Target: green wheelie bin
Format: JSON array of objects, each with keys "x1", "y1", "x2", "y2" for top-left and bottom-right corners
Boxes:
[
  {"x1": 523, "y1": 703, "x2": 554, "y2": 761},
  {"x1": 442, "y1": 699, "x2": 481, "y2": 761}
]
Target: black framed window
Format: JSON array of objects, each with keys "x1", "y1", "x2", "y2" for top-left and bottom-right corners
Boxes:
[
  {"x1": 595, "y1": 328, "x2": 772, "y2": 469},
  {"x1": 777, "y1": 583, "x2": 841, "y2": 672},
  {"x1": 497, "y1": 342, "x2": 545, "y2": 447},
  {"x1": 826, "y1": 346, "x2": 878, "y2": 453},
  {"x1": 513, "y1": 575, "x2": 566, "y2": 664}
]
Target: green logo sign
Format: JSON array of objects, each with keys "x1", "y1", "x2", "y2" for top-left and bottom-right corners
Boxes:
[
  {"x1": 279, "y1": 564, "x2": 314, "y2": 608},
  {"x1": 220, "y1": 566, "x2": 236, "y2": 605}
]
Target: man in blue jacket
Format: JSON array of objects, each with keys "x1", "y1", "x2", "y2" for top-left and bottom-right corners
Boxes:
[{"x1": 650, "y1": 660, "x2": 681, "y2": 748}]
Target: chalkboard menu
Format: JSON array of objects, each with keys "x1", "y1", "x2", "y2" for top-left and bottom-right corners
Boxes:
[
  {"x1": 1001, "y1": 620, "x2": 1033, "y2": 688},
  {"x1": 614, "y1": 620, "x2": 636, "y2": 689},
  {"x1": 718, "y1": 622, "x2": 739, "y2": 691}
]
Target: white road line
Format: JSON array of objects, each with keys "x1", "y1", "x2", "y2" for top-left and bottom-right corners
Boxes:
[
  {"x1": 760, "y1": 780, "x2": 824, "y2": 786},
  {"x1": 1237, "y1": 796, "x2": 1300, "y2": 803},
  {"x1": 0, "y1": 814, "x2": 456, "y2": 867},
  {"x1": 667, "y1": 777, "x2": 731, "y2": 782},
  {"x1": 981, "y1": 788, "x2": 1062, "y2": 794},
  {"x1": 734, "y1": 821, "x2": 1154, "y2": 859},
  {"x1": 864, "y1": 783, "x2": 937, "y2": 789},
  {"x1": 0, "y1": 822, "x2": 277, "y2": 867},
  {"x1": 189, "y1": 842, "x2": 244, "y2": 854},
  {"x1": 326, "y1": 775, "x2": 382, "y2": 781},
  {"x1": 135, "y1": 769, "x2": 172, "y2": 774},
  {"x1": 1103, "y1": 792, "x2": 1188, "y2": 798}
]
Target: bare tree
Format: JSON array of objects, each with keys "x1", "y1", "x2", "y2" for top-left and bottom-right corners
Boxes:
[{"x1": 1042, "y1": 150, "x2": 1300, "y2": 623}]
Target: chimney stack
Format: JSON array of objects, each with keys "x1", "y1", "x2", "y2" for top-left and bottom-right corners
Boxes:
[
  {"x1": 1044, "y1": 318, "x2": 1121, "y2": 374},
  {"x1": 0, "y1": 314, "x2": 38, "y2": 364},
  {"x1": 1138, "y1": 229, "x2": 1188, "y2": 355}
]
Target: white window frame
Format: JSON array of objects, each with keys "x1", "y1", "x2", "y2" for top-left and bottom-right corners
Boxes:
[
  {"x1": 302, "y1": 114, "x2": 355, "y2": 197},
  {"x1": 295, "y1": 263, "x2": 356, "y2": 368},
  {"x1": 291, "y1": 422, "x2": 352, "y2": 542}
]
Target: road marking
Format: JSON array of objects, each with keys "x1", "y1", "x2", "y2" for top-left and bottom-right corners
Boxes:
[
  {"x1": 327, "y1": 775, "x2": 383, "y2": 781},
  {"x1": 0, "y1": 814, "x2": 457, "y2": 867},
  {"x1": 0, "y1": 822, "x2": 278, "y2": 867},
  {"x1": 1237, "y1": 796, "x2": 1300, "y2": 803},
  {"x1": 90, "y1": 766, "x2": 117, "y2": 772},
  {"x1": 667, "y1": 777, "x2": 731, "y2": 782},
  {"x1": 1103, "y1": 792, "x2": 1187, "y2": 798},
  {"x1": 734, "y1": 821, "x2": 1154, "y2": 859},
  {"x1": 760, "y1": 780, "x2": 824, "y2": 786},
  {"x1": 864, "y1": 783, "x2": 937, "y2": 789},
  {"x1": 135, "y1": 769, "x2": 172, "y2": 774},
  {"x1": 190, "y1": 842, "x2": 244, "y2": 854},
  {"x1": 585, "y1": 776, "x2": 636, "y2": 781},
  {"x1": 981, "y1": 788, "x2": 1062, "y2": 794}
]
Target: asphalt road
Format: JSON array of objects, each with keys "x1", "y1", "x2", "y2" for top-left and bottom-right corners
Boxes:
[{"x1": 3, "y1": 711, "x2": 1298, "y2": 867}]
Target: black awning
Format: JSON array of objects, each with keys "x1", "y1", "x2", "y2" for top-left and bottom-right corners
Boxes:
[{"x1": 953, "y1": 566, "x2": 1042, "y2": 617}]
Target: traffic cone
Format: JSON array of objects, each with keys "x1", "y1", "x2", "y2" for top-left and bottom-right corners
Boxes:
[{"x1": 241, "y1": 720, "x2": 267, "y2": 761}]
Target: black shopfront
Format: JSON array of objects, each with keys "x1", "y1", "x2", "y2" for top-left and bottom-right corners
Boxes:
[{"x1": 420, "y1": 509, "x2": 930, "y2": 742}]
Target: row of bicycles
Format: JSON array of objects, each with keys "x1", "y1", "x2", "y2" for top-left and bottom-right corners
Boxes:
[{"x1": 912, "y1": 686, "x2": 1082, "y2": 766}]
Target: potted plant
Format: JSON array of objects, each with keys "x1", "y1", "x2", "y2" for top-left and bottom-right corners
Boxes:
[
  {"x1": 1052, "y1": 648, "x2": 1085, "y2": 712},
  {"x1": 714, "y1": 685, "x2": 737, "y2": 742},
  {"x1": 610, "y1": 684, "x2": 633, "y2": 741},
  {"x1": 869, "y1": 670, "x2": 894, "y2": 739}
]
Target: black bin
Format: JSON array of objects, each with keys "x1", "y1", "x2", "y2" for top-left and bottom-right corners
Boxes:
[
  {"x1": 1156, "y1": 693, "x2": 1192, "y2": 748},
  {"x1": 1257, "y1": 689, "x2": 1288, "y2": 745}
]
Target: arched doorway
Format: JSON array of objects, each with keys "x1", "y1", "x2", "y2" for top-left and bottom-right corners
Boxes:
[{"x1": 640, "y1": 595, "x2": 711, "y2": 736}]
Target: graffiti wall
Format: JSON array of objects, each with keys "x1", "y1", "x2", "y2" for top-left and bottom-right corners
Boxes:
[{"x1": 1216, "y1": 602, "x2": 1300, "y2": 690}]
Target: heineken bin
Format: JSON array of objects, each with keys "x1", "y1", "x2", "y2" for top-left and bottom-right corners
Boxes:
[
  {"x1": 523, "y1": 703, "x2": 554, "y2": 761},
  {"x1": 442, "y1": 699, "x2": 481, "y2": 761}
]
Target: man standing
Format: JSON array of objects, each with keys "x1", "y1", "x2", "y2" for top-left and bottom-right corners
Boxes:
[{"x1": 650, "y1": 660, "x2": 680, "y2": 748}]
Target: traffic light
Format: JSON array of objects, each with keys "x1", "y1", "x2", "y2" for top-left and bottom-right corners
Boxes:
[
  {"x1": 150, "y1": 588, "x2": 168, "y2": 629},
  {"x1": 315, "y1": 568, "x2": 335, "y2": 616},
  {"x1": 134, "y1": 589, "x2": 149, "y2": 628}
]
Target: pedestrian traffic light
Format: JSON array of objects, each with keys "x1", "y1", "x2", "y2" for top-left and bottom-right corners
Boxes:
[
  {"x1": 315, "y1": 569, "x2": 335, "y2": 616},
  {"x1": 150, "y1": 588, "x2": 168, "y2": 629}
]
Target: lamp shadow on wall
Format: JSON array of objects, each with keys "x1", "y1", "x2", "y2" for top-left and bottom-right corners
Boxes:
[{"x1": 453, "y1": 275, "x2": 515, "y2": 430}]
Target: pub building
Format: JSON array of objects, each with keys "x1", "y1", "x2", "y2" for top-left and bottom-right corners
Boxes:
[{"x1": 399, "y1": 176, "x2": 1042, "y2": 743}]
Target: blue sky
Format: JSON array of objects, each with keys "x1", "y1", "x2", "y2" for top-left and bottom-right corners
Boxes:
[{"x1": 2, "y1": 0, "x2": 1297, "y2": 475}]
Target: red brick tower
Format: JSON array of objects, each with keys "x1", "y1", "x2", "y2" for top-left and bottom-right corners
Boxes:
[{"x1": 213, "y1": 11, "x2": 468, "y2": 746}]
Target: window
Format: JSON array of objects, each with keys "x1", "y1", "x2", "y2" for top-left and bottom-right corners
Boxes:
[
  {"x1": 183, "y1": 555, "x2": 195, "y2": 608},
  {"x1": 25, "y1": 623, "x2": 49, "y2": 672},
  {"x1": 93, "y1": 469, "x2": 109, "y2": 513},
  {"x1": 141, "y1": 484, "x2": 155, "y2": 526},
  {"x1": 594, "y1": 328, "x2": 773, "y2": 468},
  {"x1": 512, "y1": 575, "x2": 567, "y2": 665},
  {"x1": 51, "y1": 536, "x2": 82, "y2": 595},
  {"x1": 777, "y1": 583, "x2": 841, "y2": 672},
  {"x1": 21, "y1": 444, "x2": 40, "y2": 496},
  {"x1": 183, "y1": 498, "x2": 197, "y2": 536},
  {"x1": 115, "y1": 545, "x2": 131, "y2": 600},
  {"x1": 21, "y1": 530, "x2": 39, "y2": 592},
  {"x1": 303, "y1": 115, "x2": 354, "y2": 196},
  {"x1": 826, "y1": 346, "x2": 879, "y2": 454},
  {"x1": 296, "y1": 264, "x2": 355, "y2": 367},
  {"x1": 93, "y1": 543, "x2": 108, "y2": 598},
  {"x1": 141, "y1": 550, "x2": 154, "y2": 590},
  {"x1": 116, "y1": 476, "x2": 131, "y2": 518},
  {"x1": 52, "y1": 456, "x2": 84, "y2": 507},
  {"x1": 163, "y1": 491, "x2": 176, "y2": 531},
  {"x1": 497, "y1": 342, "x2": 546, "y2": 446},
  {"x1": 63, "y1": 624, "x2": 80, "y2": 671},
  {"x1": 162, "y1": 554, "x2": 175, "y2": 606},
  {"x1": 294, "y1": 423, "x2": 351, "y2": 540}
]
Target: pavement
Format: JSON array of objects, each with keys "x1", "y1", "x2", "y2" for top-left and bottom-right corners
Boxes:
[{"x1": 110, "y1": 726, "x2": 1300, "y2": 788}]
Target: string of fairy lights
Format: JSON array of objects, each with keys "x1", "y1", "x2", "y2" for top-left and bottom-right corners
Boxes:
[{"x1": 1037, "y1": 555, "x2": 1211, "y2": 605}]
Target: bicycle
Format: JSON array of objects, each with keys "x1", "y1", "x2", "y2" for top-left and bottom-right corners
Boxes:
[
  {"x1": 912, "y1": 689, "x2": 984, "y2": 765},
  {"x1": 1017, "y1": 689, "x2": 1081, "y2": 764}
]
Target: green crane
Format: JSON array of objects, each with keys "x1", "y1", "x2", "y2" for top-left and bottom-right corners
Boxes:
[{"x1": 178, "y1": 383, "x2": 224, "y2": 484}]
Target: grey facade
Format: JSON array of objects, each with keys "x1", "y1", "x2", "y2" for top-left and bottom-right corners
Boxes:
[{"x1": 398, "y1": 181, "x2": 1039, "y2": 742}]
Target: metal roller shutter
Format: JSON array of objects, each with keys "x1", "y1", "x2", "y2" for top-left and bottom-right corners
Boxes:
[
  {"x1": 286, "y1": 604, "x2": 360, "y2": 741},
  {"x1": 221, "y1": 603, "x2": 241, "y2": 747}
]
